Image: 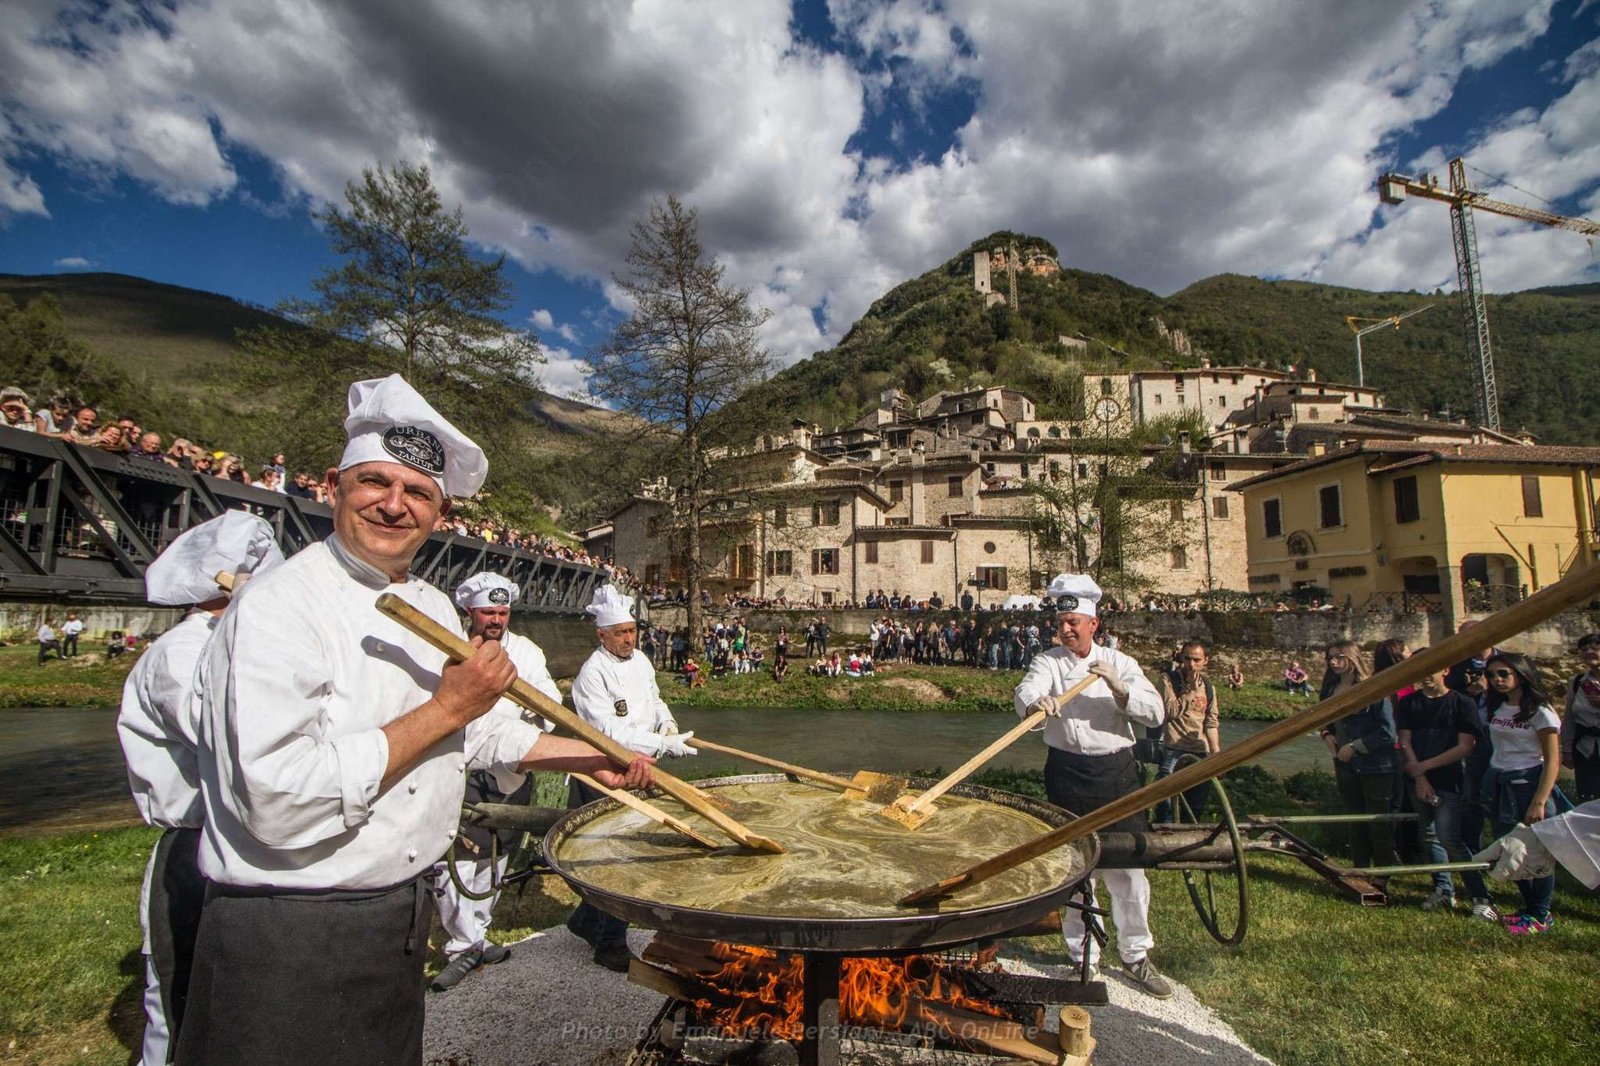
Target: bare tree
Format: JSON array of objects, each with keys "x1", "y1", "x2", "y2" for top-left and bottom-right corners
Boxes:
[{"x1": 585, "y1": 196, "x2": 773, "y2": 634}]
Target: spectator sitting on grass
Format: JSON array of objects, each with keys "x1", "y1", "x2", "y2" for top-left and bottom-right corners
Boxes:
[
  {"x1": 107, "y1": 629, "x2": 126, "y2": 658},
  {"x1": 1284, "y1": 660, "x2": 1312, "y2": 696},
  {"x1": 847, "y1": 649, "x2": 863, "y2": 677},
  {"x1": 773, "y1": 651, "x2": 788, "y2": 682},
  {"x1": 37, "y1": 617, "x2": 61, "y2": 665},
  {"x1": 1226, "y1": 662, "x2": 1245, "y2": 690},
  {"x1": 682, "y1": 656, "x2": 700, "y2": 687}
]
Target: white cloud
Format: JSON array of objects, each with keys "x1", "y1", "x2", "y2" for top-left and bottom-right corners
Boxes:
[
  {"x1": 538, "y1": 345, "x2": 591, "y2": 401},
  {"x1": 1, "y1": 0, "x2": 1596, "y2": 371},
  {"x1": 53, "y1": 256, "x2": 94, "y2": 268}
]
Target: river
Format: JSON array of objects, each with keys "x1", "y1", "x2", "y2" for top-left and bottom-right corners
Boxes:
[{"x1": 0, "y1": 705, "x2": 1328, "y2": 835}]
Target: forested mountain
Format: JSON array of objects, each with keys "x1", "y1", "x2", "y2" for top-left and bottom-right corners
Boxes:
[{"x1": 741, "y1": 233, "x2": 1600, "y2": 444}]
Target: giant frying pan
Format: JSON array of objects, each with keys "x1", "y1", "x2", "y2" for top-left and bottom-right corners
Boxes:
[{"x1": 544, "y1": 773, "x2": 1098, "y2": 954}]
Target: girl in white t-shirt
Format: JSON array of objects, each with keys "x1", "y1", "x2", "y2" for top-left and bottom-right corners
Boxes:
[{"x1": 1483, "y1": 652, "x2": 1561, "y2": 934}]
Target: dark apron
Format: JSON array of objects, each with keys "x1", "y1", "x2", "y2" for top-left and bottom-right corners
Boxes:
[
  {"x1": 174, "y1": 875, "x2": 430, "y2": 1066},
  {"x1": 460, "y1": 769, "x2": 533, "y2": 856},
  {"x1": 1045, "y1": 745, "x2": 1148, "y2": 834},
  {"x1": 148, "y1": 827, "x2": 206, "y2": 1053}
]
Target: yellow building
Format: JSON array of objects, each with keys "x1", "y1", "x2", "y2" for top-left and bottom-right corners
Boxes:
[{"x1": 1228, "y1": 441, "x2": 1600, "y2": 624}]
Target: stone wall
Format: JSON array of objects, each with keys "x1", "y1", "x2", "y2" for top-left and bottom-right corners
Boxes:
[
  {"x1": 1, "y1": 603, "x2": 185, "y2": 642},
  {"x1": 509, "y1": 614, "x2": 606, "y2": 678}
]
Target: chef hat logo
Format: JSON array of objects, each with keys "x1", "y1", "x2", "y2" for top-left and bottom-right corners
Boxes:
[
  {"x1": 1046, "y1": 573, "x2": 1101, "y2": 617},
  {"x1": 380, "y1": 425, "x2": 445, "y2": 476},
  {"x1": 488, "y1": 587, "x2": 510, "y2": 606}
]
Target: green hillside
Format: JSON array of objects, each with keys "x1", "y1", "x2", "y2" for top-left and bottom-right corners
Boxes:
[
  {"x1": 0, "y1": 272, "x2": 633, "y2": 526},
  {"x1": 743, "y1": 233, "x2": 1600, "y2": 444}
]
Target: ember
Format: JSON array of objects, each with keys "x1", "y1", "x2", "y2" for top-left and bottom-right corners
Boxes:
[{"x1": 679, "y1": 943, "x2": 1006, "y2": 1042}]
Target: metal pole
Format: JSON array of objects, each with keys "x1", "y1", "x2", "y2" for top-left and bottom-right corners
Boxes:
[
  {"x1": 1354, "y1": 332, "x2": 1365, "y2": 387},
  {"x1": 1347, "y1": 862, "x2": 1491, "y2": 876}
]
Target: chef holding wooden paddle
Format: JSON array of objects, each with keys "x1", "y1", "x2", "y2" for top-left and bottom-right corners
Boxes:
[
  {"x1": 177, "y1": 375, "x2": 654, "y2": 1066},
  {"x1": 1012, "y1": 573, "x2": 1175, "y2": 1000}
]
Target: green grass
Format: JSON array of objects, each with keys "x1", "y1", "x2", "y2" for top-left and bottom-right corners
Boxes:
[{"x1": 0, "y1": 646, "x2": 137, "y2": 709}]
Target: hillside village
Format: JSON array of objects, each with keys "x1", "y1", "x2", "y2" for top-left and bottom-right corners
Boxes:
[{"x1": 588, "y1": 361, "x2": 1600, "y2": 628}]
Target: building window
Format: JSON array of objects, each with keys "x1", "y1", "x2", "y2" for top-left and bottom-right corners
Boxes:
[
  {"x1": 864, "y1": 541, "x2": 878, "y2": 564},
  {"x1": 1309, "y1": 407, "x2": 1320, "y2": 420},
  {"x1": 920, "y1": 540, "x2": 934, "y2": 564},
  {"x1": 1170, "y1": 500, "x2": 1184, "y2": 520},
  {"x1": 1218, "y1": 395, "x2": 1227, "y2": 408},
  {"x1": 1170, "y1": 546, "x2": 1188, "y2": 569},
  {"x1": 1154, "y1": 394, "x2": 1162, "y2": 405},
  {"x1": 983, "y1": 541, "x2": 997, "y2": 554},
  {"x1": 1213, "y1": 496, "x2": 1230, "y2": 519},
  {"x1": 811, "y1": 548, "x2": 840, "y2": 575},
  {"x1": 735, "y1": 544, "x2": 754, "y2": 579},
  {"x1": 772, "y1": 504, "x2": 787, "y2": 528},
  {"x1": 821, "y1": 591, "x2": 834, "y2": 605},
  {"x1": 813, "y1": 500, "x2": 841, "y2": 526},
  {"x1": 1100, "y1": 377, "x2": 1113, "y2": 396},
  {"x1": 646, "y1": 517, "x2": 661, "y2": 537},
  {"x1": 889, "y1": 480, "x2": 904, "y2": 504},
  {"x1": 1522, "y1": 476, "x2": 1543, "y2": 518},
  {"x1": 886, "y1": 517, "x2": 910, "y2": 527},
  {"x1": 645, "y1": 564, "x2": 661, "y2": 585},
  {"x1": 947, "y1": 475, "x2": 963, "y2": 497},
  {"x1": 765, "y1": 550, "x2": 793, "y2": 576},
  {"x1": 976, "y1": 565, "x2": 1007, "y2": 590},
  {"x1": 1210, "y1": 462, "x2": 1227, "y2": 481},
  {"x1": 1393, "y1": 476, "x2": 1420, "y2": 524},
  {"x1": 1319, "y1": 484, "x2": 1343, "y2": 528},
  {"x1": 1264, "y1": 498, "x2": 1283, "y2": 539},
  {"x1": 1077, "y1": 461, "x2": 1089, "y2": 479}
]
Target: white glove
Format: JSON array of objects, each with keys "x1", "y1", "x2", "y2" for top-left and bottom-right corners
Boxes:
[
  {"x1": 1029, "y1": 698, "x2": 1059, "y2": 718},
  {"x1": 656, "y1": 721, "x2": 680, "y2": 735},
  {"x1": 1474, "y1": 824, "x2": 1557, "y2": 882},
  {"x1": 657, "y1": 731, "x2": 697, "y2": 757}
]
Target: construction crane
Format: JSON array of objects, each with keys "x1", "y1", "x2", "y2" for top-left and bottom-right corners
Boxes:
[
  {"x1": 1343, "y1": 304, "x2": 1433, "y2": 387},
  {"x1": 1378, "y1": 157, "x2": 1600, "y2": 430}
]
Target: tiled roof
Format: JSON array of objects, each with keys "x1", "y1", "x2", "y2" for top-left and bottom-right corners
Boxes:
[{"x1": 1226, "y1": 440, "x2": 1600, "y2": 491}]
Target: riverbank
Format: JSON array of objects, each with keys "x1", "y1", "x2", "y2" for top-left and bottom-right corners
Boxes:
[
  {"x1": 669, "y1": 660, "x2": 1303, "y2": 721},
  {"x1": 0, "y1": 645, "x2": 139, "y2": 709}
]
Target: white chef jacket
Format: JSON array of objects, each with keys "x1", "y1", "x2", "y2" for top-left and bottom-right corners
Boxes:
[
  {"x1": 116, "y1": 611, "x2": 215, "y2": 829},
  {"x1": 483, "y1": 629, "x2": 561, "y2": 793},
  {"x1": 63, "y1": 618, "x2": 85, "y2": 637},
  {"x1": 1532, "y1": 799, "x2": 1600, "y2": 890},
  {"x1": 570, "y1": 645, "x2": 677, "y2": 756},
  {"x1": 37, "y1": 624, "x2": 55, "y2": 643},
  {"x1": 1013, "y1": 643, "x2": 1164, "y2": 755},
  {"x1": 195, "y1": 535, "x2": 546, "y2": 890}
]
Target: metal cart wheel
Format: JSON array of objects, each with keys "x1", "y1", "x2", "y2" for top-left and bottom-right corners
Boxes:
[{"x1": 1169, "y1": 753, "x2": 1250, "y2": 946}]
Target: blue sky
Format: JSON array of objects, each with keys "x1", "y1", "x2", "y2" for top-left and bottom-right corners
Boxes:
[{"x1": 3, "y1": 1, "x2": 1598, "y2": 397}]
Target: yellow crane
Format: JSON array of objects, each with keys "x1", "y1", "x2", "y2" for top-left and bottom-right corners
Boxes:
[
  {"x1": 1343, "y1": 305, "x2": 1433, "y2": 387},
  {"x1": 1377, "y1": 157, "x2": 1600, "y2": 430}
]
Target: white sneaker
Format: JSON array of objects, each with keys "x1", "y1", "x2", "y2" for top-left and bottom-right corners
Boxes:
[
  {"x1": 1420, "y1": 888, "x2": 1455, "y2": 912},
  {"x1": 1470, "y1": 899, "x2": 1499, "y2": 922}
]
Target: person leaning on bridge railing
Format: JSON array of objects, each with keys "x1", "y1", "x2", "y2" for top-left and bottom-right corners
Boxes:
[{"x1": 1, "y1": 386, "x2": 37, "y2": 431}]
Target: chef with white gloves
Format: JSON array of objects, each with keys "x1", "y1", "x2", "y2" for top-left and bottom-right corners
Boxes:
[
  {"x1": 1476, "y1": 800, "x2": 1600, "y2": 889},
  {"x1": 565, "y1": 583, "x2": 695, "y2": 971},
  {"x1": 117, "y1": 510, "x2": 284, "y2": 1066}
]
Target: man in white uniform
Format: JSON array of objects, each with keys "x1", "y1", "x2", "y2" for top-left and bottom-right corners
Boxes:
[
  {"x1": 1477, "y1": 800, "x2": 1600, "y2": 889},
  {"x1": 176, "y1": 376, "x2": 653, "y2": 1066},
  {"x1": 566, "y1": 584, "x2": 696, "y2": 971},
  {"x1": 1013, "y1": 573, "x2": 1174, "y2": 998},
  {"x1": 118, "y1": 511, "x2": 284, "y2": 1066},
  {"x1": 429, "y1": 571, "x2": 562, "y2": 992}
]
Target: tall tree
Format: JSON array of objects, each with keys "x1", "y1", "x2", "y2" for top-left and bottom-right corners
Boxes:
[
  {"x1": 240, "y1": 162, "x2": 543, "y2": 488},
  {"x1": 585, "y1": 195, "x2": 773, "y2": 635}
]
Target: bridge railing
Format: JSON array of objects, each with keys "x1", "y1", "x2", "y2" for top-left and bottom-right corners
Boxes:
[{"x1": 0, "y1": 426, "x2": 604, "y2": 610}]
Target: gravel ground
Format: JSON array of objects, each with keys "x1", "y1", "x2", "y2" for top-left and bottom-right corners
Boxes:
[{"x1": 423, "y1": 927, "x2": 1273, "y2": 1066}]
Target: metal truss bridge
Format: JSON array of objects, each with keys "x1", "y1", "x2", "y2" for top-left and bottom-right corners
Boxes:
[{"x1": 0, "y1": 427, "x2": 606, "y2": 611}]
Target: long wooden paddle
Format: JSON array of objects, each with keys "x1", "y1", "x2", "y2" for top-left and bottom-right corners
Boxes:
[
  {"x1": 898, "y1": 561, "x2": 1600, "y2": 905},
  {"x1": 687, "y1": 737, "x2": 908, "y2": 803},
  {"x1": 375, "y1": 594, "x2": 785, "y2": 854},
  {"x1": 570, "y1": 773, "x2": 720, "y2": 849},
  {"x1": 878, "y1": 673, "x2": 1099, "y2": 830}
]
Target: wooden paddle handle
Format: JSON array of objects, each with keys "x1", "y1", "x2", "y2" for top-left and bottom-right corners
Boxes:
[
  {"x1": 904, "y1": 673, "x2": 1099, "y2": 813},
  {"x1": 374, "y1": 594, "x2": 785, "y2": 854},
  {"x1": 571, "y1": 774, "x2": 716, "y2": 848},
  {"x1": 899, "y1": 560, "x2": 1600, "y2": 905},
  {"x1": 688, "y1": 737, "x2": 859, "y2": 791}
]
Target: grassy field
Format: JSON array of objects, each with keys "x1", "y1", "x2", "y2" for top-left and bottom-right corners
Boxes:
[
  {"x1": 5, "y1": 762, "x2": 1597, "y2": 1065},
  {"x1": 0, "y1": 646, "x2": 139, "y2": 710}
]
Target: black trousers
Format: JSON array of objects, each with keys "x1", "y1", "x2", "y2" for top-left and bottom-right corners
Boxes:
[
  {"x1": 1044, "y1": 746, "x2": 1148, "y2": 834},
  {"x1": 175, "y1": 876, "x2": 430, "y2": 1066},
  {"x1": 148, "y1": 827, "x2": 206, "y2": 1055}
]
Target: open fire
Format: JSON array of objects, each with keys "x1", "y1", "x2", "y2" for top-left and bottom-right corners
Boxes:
[{"x1": 682, "y1": 942, "x2": 1006, "y2": 1041}]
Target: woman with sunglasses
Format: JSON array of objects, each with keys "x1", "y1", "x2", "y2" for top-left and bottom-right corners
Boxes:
[
  {"x1": 1483, "y1": 652, "x2": 1561, "y2": 935},
  {"x1": 1318, "y1": 641, "x2": 1400, "y2": 885}
]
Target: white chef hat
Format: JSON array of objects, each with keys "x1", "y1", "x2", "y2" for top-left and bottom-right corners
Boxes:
[
  {"x1": 338, "y1": 374, "x2": 487, "y2": 498},
  {"x1": 454, "y1": 572, "x2": 519, "y2": 610},
  {"x1": 584, "y1": 584, "x2": 635, "y2": 628},
  {"x1": 145, "y1": 511, "x2": 285, "y2": 605},
  {"x1": 1047, "y1": 573, "x2": 1102, "y2": 618}
]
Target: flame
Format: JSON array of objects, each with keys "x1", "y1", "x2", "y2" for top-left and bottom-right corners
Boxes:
[{"x1": 689, "y1": 943, "x2": 1006, "y2": 1042}]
